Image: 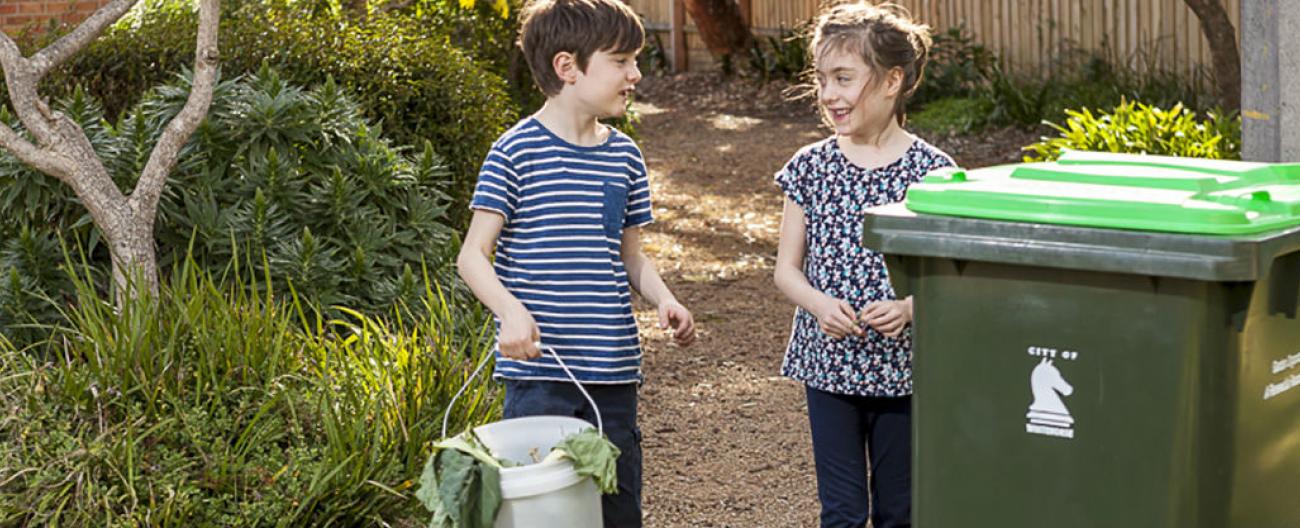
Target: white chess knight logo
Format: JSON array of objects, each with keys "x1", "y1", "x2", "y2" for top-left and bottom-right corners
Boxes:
[{"x1": 1026, "y1": 357, "x2": 1076, "y2": 439}]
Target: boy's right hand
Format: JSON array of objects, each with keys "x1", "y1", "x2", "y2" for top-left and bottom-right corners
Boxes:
[
  {"x1": 812, "y1": 295, "x2": 864, "y2": 339},
  {"x1": 499, "y1": 308, "x2": 542, "y2": 360}
]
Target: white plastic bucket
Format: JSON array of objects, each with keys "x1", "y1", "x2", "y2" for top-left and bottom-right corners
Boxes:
[
  {"x1": 475, "y1": 416, "x2": 603, "y2": 528},
  {"x1": 442, "y1": 348, "x2": 607, "y2": 528}
]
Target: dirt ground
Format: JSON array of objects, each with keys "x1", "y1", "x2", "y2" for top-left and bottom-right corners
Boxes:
[{"x1": 630, "y1": 73, "x2": 1038, "y2": 527}]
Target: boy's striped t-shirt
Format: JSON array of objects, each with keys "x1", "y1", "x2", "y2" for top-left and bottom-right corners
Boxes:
[{"x1": 470, "y1": 117, "x2": 653, "y2": 384}]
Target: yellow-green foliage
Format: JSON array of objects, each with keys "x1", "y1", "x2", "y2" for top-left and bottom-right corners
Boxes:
[{"x1": 1024, "y1": 100, "x2": 1240, "y2": 162}]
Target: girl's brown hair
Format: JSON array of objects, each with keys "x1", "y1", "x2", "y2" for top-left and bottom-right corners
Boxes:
[{"x1": 810, "y1": 2, "x2": 933, "y2": 126}]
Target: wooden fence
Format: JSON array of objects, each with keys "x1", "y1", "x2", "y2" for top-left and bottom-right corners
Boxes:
[{"x1": 629, "y1": 0, "x2": 1240, "y2": 79}]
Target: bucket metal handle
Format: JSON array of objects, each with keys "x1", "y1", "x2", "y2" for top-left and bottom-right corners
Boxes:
[{"x1": 441, "y1": 345, "x2": 604, "y2": 439}]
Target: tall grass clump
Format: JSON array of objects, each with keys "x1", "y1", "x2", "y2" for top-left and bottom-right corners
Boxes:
[{"x1": 0, "y1": 256, "x2": 499, "y2": 526}]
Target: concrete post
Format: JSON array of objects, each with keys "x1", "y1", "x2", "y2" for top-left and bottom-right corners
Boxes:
[{"x1": 1242, "y1": 0, "x2": 1300, "y2": 161}]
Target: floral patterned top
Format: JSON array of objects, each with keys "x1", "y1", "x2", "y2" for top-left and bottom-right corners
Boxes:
[{"x1": 775, "y1": 136, "x2": 954, "y2": 397}]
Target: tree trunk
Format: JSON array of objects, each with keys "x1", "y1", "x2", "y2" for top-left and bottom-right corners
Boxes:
[
  {"x1": 107, "y1": 217, "x2": 160, "y2": 306},
  {"x1": 1184, "y1": 0, "x2": 1241, "y2": 112},
  {"x1": 681, "y1": 0, "x2": 755, "y2": 57},
  {"x1": 63, "y1": 156, "x2": 161, "y2": 302}
]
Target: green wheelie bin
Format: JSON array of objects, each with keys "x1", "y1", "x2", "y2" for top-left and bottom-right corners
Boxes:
[{"x1": 861, "y1": 151, "x2": 1300, "y2": 527}]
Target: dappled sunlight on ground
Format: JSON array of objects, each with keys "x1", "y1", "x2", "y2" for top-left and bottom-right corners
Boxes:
[
  {"x1": 628, "y1": 101, "x2": 817, "y2": 285},
  {"x1": 634, "y1": 100, "x2": 669, "y2": 116},
  {"x1": 707, "y1": 113, "x2": 766, "y2": 131},
  {"x1": 641, "y1": 170, "x2": 780, "y2": 282},
  {"x1": 627, "y1": 78, "x2": 826, "y2": 526}
]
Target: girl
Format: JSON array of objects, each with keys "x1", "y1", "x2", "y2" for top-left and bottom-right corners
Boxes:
[{"x1": 772, "y1": 3, "x2": 954, "y2": 527}]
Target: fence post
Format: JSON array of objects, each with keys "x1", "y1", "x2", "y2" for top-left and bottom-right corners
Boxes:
[
  {"x1": 671, "y1": 0, "x2": 689, "y2": 72},
  {"x1": 1242, "y1": 0, "x2": 1298, "y2": 161}
]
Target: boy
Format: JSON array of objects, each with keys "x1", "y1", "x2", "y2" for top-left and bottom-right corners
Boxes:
[{"x1": 456, "y1": 1, "x2": 696, "y2": 526}]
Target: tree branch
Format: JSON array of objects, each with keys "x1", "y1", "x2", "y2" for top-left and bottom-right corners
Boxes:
[
  {"x1": 0, "y1": 122, "x2": 75, "y2": 180},
  {"x1": 0, "y1": 32, "x2": 77, "y2": 180},
  {"x1": 30, "y1": 0, "x2": 139, "y2": 77},
  {"x1": 0, "y1": 31, "x2": 24, "y2": 71},
  {"x1": 1, "y1": 31, "x2": 64, "y2": 146},
  {"x1": 129, "y1": 0, "x2": 220, "y2": 217}
]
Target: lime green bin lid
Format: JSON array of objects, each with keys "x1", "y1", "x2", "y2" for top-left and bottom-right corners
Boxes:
[{"x1": 905, "y1": 150, "x2": 1300, "y2": 235}]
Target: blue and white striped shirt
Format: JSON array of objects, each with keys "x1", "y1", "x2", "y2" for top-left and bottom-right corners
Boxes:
[{"x1": 470, "y1": 117, "x2": 653, "y2": 384}]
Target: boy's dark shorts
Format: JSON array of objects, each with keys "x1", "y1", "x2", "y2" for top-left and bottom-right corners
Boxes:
[{"x1": 502, "y1": 379, "x2": 643, "y2": 528}]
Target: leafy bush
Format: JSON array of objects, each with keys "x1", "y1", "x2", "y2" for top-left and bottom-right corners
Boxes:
[
  {"x1": 391, "y1": 0, "x2": 540, "y2": 112},
  {"x1": 1023, "y1": 100, "x2": 1241, "y2": 162},
  {"x1": 912, "y1": 25, "x2": 997, "y2": 106},
  {"x1": 24, "y1": 0, "x2": 517, "y2": 218},
  {"x1": 639, "y1": 30, "x2": 670, "y2": 77},
  {"x1": 166, "y1": 67, "x2": 462, "y2": 312},
  {"x1": 904, "y1": 28, "x2": 1210, "y2": 132},
  {"x1": 254, "y1": 9, "x2": 516, "y2": 199},
  {"x1": 908, "y1": 96, "x2": 993, "y2": 135},
  {"x1": 0, "y1": 258, "x2": 499, "y2": 526},
  {"x1": 980, "y1": 64, "x2": 1057, "y2": 128},
  {"x1": 748, "y1": 27, "x2": 812, "y2": 84},
  {"x1": 982, "y1": 46, "x2": 1209, "y2": 128},
  {"x1": 1, "y1": 67, "x2": 464, "y2": 346}
]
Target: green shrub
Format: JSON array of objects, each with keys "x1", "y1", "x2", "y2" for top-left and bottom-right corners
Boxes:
[
  {"x1": 982, "y1": 65, "x2": 1056, "y2": 128},
  {"x1": 0, "y1": 258, "x2": 498, "y2": 526},
  {"x1": 1, "y1": 67, "x2": 464, "y2": 345},
  {"x1": 639, "y1": 30, "x2": 671, "y2": 77},
  {"x1": 0, "y1": 227, "x2": 73, "y2": 347},
  {"x1": 902, "y1": 29, "x2": 1212, "y2": 131},
  {"x1": 982, "y1": 46, "x2": 1209, "y2": 128},
  {"x1": 246, "y1": 9, "x2": 516, "y2": 210},
  {"x1": 24, "y1": 0, "x2": 516, "y2": 219},
  {"x1": 1023, "y1": 100, "x2": 1241, "y2": 162},
  {"x1": 748, "y1": 27, "x2": 812, "y2": 84},
  {"x1": 912, "y1": 25, "x2": 997, "y2": 106},
  {"x1": 908, "y1": 96, "x2": 993, "y2": 135},
  {"x1": 391, "y1": 0, "x2": 540, "y2": 112}
]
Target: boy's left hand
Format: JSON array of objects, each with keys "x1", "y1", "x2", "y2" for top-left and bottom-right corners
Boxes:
[
  {"x1": 658, "y1": 301, "x2": 696, "y2": 347},
  {"x1": 861, "y1": 298, "x2": 912, "y2": 339}
]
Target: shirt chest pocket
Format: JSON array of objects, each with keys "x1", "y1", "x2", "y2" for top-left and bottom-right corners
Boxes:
[{"x1": 601, "y1": 181, "x2": 628, "y2": 238}]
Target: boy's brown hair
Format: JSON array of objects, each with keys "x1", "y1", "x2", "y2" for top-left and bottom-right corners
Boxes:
[
  {"x1": 811, "y1": 2, "x2": 933, "y2": 126},
  {"x1": 519, "y1": 0, "x2": 645, "y2": 97}
]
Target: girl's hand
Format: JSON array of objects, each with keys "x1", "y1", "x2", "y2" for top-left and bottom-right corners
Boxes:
[
  {"x1": 812, "y1": 295, "x2": 864, "y2": 339},
  {"x1": 658, "y1": 300, "x2": 696, "y2": 347},
  {"x1": 499, "y1": 307, "x2": 542, "y2": 359},
  {"x1": 860, "y1": 298, "x2": 913, "y2": 339}
]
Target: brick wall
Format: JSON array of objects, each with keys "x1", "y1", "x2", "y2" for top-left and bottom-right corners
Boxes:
[{"x1": 1, "y1": 1, "x2": 111, "y2": 36}]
